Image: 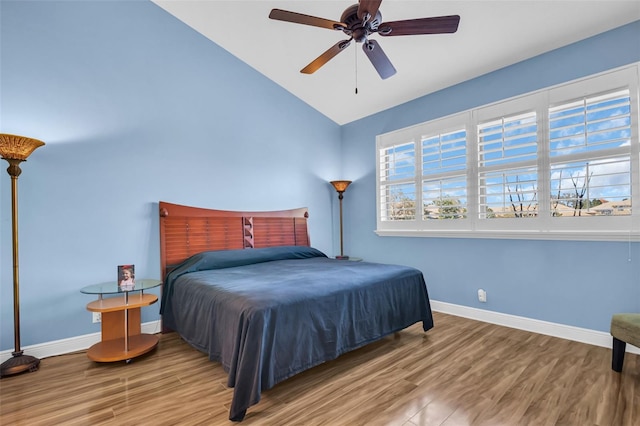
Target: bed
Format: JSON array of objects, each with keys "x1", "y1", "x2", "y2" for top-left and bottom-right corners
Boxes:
[{"x1": 158, "y1": 201, "x2": 434, "y2": 421}]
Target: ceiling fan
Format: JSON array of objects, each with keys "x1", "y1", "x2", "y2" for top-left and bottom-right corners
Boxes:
[{"x1": 269, "y1": 0, "x2": 460, "y2": 80}]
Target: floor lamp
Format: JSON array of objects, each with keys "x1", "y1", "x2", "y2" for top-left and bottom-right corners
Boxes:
[
  {"x1": 330, "y1": 180, "x2": 351, "y2": 260},
  {"x1": 0, "y1": 133, "x2": 45, "y2": 378}
]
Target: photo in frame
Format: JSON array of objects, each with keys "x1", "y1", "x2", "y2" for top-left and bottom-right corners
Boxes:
[{"x1": 118, "y1": 264, "x2": 135, "y2": 290}]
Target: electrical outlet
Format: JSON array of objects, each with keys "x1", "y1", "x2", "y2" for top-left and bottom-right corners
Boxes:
[
  {"x1": 477, "y1": 289, "x2": 487, "y2": 303},
  {"x1": 92, "y1": 312, "x2": 101, "y2": 323}
]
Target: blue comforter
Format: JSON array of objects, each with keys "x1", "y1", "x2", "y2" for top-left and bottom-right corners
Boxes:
[{"x1": 161, "y1": 246, "x2": 433, "y2": 421}]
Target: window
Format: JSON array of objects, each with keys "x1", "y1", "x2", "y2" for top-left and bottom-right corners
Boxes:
[
  {"x1": 422, "y1": 129, "x2": 467, "y2": 220},
  {"x1": 548, "y1": 90, "x2": 632, "y2": 218},
  {"x1": 379, "y1": 141, "x2": 417, "y2": 221},
  {"x1": 478, "y1": 111, "x2": 538, "y2": 219},
  {"x1": 376, "y1": 64, "x2": 640, "y2": 241}
]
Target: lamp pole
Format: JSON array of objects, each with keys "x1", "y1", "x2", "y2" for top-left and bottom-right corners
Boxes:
[
  {"x1": 338, "y1": 189, "x2": 346, "y2": 258},
  {"x1": 330, "y1": 180, "x2": 352, "y2": 260},
  {"x1": 0, "y1": 134, "x2": 44, "y2": 378}
]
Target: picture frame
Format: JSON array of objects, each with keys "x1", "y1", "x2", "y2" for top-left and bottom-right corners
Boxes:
[{"x1": 118, "y1": 264, "x2": 135, "y2": 290}]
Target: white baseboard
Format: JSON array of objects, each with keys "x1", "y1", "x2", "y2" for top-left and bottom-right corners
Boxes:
[
  {"x1": 2, "y1": 306, "x2": 639, "y2": 363},
  {"x1": 0, "y1": 320, "x2": 162, "y2": 363},
  {"x1": 430, "y1": 300, "x2": 640, "y2": 355}
]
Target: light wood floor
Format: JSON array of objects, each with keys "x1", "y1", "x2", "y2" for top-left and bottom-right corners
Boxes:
[{"x1": 1, "y1": 312, "x2": 638, "y2": 425}]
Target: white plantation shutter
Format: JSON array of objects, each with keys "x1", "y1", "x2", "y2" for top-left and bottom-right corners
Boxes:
[
  {"x1": 421, "y1": 129, "x2": 467, "y2": 220},
  {"x1": 422, "y1": 129, "x2": 466, "y2": 175},
  {"x1": 376, "y1": 64, "x2": 640, "y2": 240},
  {"x1": 478, "y1": 112, "x2": 538, "y2": 167},
  {"x1": 422, "y1": 176, "x2": 467, "y2": 219},
  {"x1": 550, "y1": 158, "x2": 631, "y2": 216},
  {"x1": 549, "y1": 89, "x2": 632, "y2": 217},
  {"x1": 549, "y1": 90, "x2": 631, "y2": 157},
  {"x1": 478, "y1": 111, "x2": 538, "y2": 219},
  {"x1": 378, "y1": 141, "x2": 417, "y2": 221},
  {"x1": 479, "y1": 167, "x2": 538, "y2": 219}
]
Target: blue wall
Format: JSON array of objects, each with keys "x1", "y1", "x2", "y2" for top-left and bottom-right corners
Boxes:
[
  {"x1": 0, "y1": 0, "x2": 341, "y2": 350},
  {"x1": 1, "y1": 0, "x2": 639, "y2": 353},
  {"x1": 341, "y1": 21, "x2": 640, "y2": 332}
]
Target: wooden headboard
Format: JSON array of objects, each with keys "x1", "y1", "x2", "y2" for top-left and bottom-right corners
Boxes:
[{"x1": 158, "y1": 201, "x2": 310, "y2": 279}]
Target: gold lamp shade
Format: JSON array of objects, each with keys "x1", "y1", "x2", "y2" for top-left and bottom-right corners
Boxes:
[
  {"x1": 0, "y1": 134, "x2": 45, "y2": 161},
  {"x1": 330, "y1": 180, "x2": 351, "y2": 193}
]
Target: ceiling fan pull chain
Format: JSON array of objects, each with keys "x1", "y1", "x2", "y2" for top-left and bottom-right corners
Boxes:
[{"x1": 355, "y1": 45, "x2": 358, "y2": 94}]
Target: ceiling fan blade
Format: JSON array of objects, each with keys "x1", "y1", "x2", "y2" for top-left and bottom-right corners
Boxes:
[
  {"x1": 269, "y1": 9, "x2": 345, "y2": 31},
  {"x1": 362, "y1": 40, "x2": 396, "y2": 80},
  {"x1": 301, "y1": 40, "x2": 352, "y2": 74},
  {"x1": 378, "y1": 15, "x2": 460, "y2": 36},
  {"x1": 357, "y1": 0, "x2": 382, "y2": 20}
]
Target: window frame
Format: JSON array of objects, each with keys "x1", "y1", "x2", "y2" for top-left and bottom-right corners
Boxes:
[{"x1": 375, "y1": 64, "x2": 640, "y2": 241}]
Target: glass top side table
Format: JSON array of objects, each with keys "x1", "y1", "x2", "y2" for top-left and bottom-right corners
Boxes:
[
  {"x1": 80, "y1": 278, "x2": 161, "y2": 296},
  {"x1": 81, "y1": 279, "x2": 162, "y2": 363}
]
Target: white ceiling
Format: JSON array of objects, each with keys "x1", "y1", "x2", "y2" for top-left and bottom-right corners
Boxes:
[{"x1": 153, "y1": 0, "x2": 640, "y2": 125}]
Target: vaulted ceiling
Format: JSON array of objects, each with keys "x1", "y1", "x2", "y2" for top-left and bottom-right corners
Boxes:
[{"x1": 153, "y1": 1, "x2": 640, "y2": 125}]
